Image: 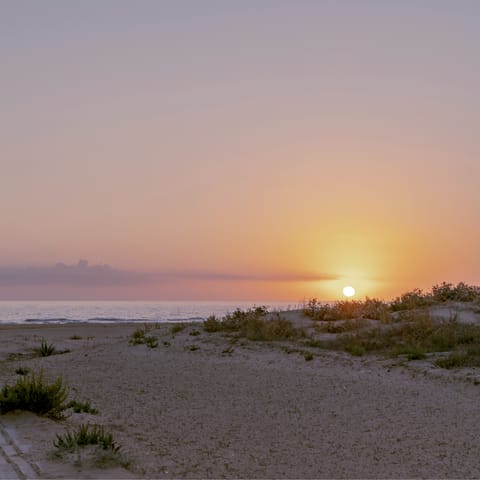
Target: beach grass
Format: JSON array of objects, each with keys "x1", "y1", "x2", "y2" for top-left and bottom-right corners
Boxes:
[
  {"x1": 128, "y1": 327, "x2": 158, "y2": 348},
  {"x1": 0, "y1": 370, "x2": 67, "y2": 419},
  {"x1": 54, "y1": 424, "x2": 120, "y2": 453},
  {"x1": 203, "y1": 307, "x2": 304, "y2": 341}
]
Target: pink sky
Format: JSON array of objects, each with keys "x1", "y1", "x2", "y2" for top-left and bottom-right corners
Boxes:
[{"x1": 1, "y1": 1, "x2": 479, "y2": 301}]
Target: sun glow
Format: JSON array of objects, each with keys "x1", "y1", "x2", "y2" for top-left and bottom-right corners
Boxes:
[{"x1": 342, "y1": 285, "x2": 355, "y2": 298}]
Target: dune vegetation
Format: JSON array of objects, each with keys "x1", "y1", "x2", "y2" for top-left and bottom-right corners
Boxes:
[{"x1": 203, "y1": 282, "x2": 480, "y2": 369}]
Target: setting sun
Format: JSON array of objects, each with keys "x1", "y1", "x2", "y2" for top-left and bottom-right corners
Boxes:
[{"x1": 343, "y1": 286, "x2": 356, "y2": 298}]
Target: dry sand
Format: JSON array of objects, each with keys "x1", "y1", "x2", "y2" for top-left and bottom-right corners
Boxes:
[{"x1": 1, "y1": 310, "x2": 480, "y2": 479}]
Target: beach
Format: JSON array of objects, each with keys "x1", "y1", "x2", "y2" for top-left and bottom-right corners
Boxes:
[{"x1": 1, "y1": 316, "x2": 480, "y2": 479}]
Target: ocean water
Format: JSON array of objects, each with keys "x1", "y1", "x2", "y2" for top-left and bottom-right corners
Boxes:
[{"x1": 0, "y1": 300, "x2": 300, "y2": 325}]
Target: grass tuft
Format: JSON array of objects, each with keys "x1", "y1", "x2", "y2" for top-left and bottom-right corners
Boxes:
[
  {"x1": 0, "y1": 370, "x2": 67, "y2": 418},
  {"x1": 128, "y1": 327, "x2": 158, "y2": 348},
  {"x1": 34, "y1": 340, "x2": 57, "y2": 357},
  {"x1": 54, "y1": 424, "x2": 120, "y2": 453},
  {"x1": 67, "y1": 400, "x2": 99, "y2": 414}
]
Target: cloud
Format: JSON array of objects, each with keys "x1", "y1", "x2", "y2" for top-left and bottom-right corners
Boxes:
[
  {"x1": 0, "y1": 260, "x2": 337, "y2": 287},
  {"x1": 0, "y1": 260, "x2": 150, "y2": 287}
]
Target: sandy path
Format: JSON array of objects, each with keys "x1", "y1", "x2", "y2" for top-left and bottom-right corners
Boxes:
[{"x1": 1, "y1": 323, "x2": 480, "y2": 478}]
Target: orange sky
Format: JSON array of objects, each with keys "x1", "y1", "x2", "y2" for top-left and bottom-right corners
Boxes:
[{"x1": 1, "y1": 1, "x2": 479, "y2": 301}]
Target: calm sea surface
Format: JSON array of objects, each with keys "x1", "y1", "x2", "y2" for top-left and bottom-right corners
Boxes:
[{"x1": 0, "y1": 301, "x2": 301, "y2": 325}]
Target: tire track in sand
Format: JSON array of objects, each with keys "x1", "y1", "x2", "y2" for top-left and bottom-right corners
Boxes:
[{"x1": 0, "y1": 421, "x2": 39, "y2": 479}]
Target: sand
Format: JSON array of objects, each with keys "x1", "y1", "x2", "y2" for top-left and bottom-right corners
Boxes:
[{"x1": 1, "y1": 311, "x2": 480, "y2": 479}]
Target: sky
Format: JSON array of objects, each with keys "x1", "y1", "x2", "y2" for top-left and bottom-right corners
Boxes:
[{"x1": 1, "y1": 0, "x2": 479, "y2": 301}]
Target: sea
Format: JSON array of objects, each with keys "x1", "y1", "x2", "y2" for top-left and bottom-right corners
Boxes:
[{"x1": 0, "y1": 300, "x2": 301, "y2": 325}]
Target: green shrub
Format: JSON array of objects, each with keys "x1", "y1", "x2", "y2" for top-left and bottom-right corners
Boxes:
[
  {"x1": 54, "y1": 424, "x2": 120, "y2": 453},
  {"x1": 69, "y1": 335, "x2": 82, "y2": 340},
  {"x1": 129, "y1": 327, "x2": 158, "y2": 348},
  {"x1": 67, "y1": 400, "x2": 99, "y2": 414},
  {"x1": 129, "y1": 328, "x2": 146, "y2": 345},
  {"x1": 203, "y1": 315, "x2": 222, "y2": 332},
  {"x1": 145, "y1": 336, "x2": 158, "y2": 348},
  {"x1": 203, "y1": 307, "x2": 302, "y2": 341},
  {"x1": 259, "y1": 316, "x2": 304, "y2": 341},
  {"x1": 0, "y1": 371, "x2": 67, "y2": 418}
]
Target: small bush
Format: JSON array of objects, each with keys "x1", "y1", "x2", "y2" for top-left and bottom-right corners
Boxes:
[
  {"x1": 69, "y1": 335, "x2": 82, "y2": 340},
  {"x1": 67, "y1": 400, "x2": 99, "y2": 414},
  {"x1": 0, "y1": 371, "x2": 67, "y2": 418},
  {"x1": 54, "y1": 424, "x2": 120, "y2": 453}
]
